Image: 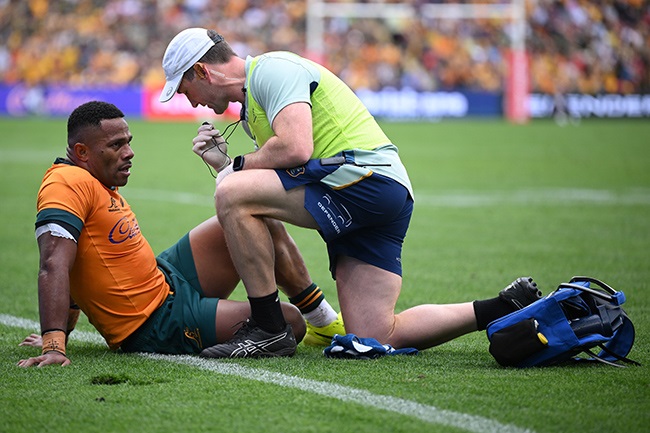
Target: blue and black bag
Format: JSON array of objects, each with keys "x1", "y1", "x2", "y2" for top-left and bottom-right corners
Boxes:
[{"x1": 486, "y1": 276, "x2": 639, "y2": 368}]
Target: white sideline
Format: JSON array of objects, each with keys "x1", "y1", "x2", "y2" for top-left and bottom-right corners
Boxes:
[
  {"x1": 122, "y1": 187, "x2": 650, "y2": 208},
  {"x1": 3, "y1": 313, "x2": 534, "y2": 433},
  {"x1": 2, "y1": 314, "x2": 106, "y2": 345}
]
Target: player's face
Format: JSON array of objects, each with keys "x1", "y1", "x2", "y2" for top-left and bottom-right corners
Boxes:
[{"x1": 85, "y1": 118, "x2": 134, "y2": 188}]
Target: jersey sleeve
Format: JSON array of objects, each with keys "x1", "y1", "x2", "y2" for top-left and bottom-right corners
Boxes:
[
  {"x1": 250, "y1": 53, "x2": 321, "y2": 125},
  {"x1": 35, "y1": 166, "x2": 98, "y2": 240},
  {"x1": 35, "y1": 209, "x2": 82, "y2": 241}
]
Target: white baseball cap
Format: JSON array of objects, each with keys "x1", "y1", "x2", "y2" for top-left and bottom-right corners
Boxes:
[{"x1": 159, "y1": 28, "x2": 216, "y2": 103}]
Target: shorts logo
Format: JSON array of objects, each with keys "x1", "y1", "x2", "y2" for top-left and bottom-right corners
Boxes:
[
  {"x1": 317, "y1": 194, "x2": 352, "y2": 234},
  {"x1": 286, "y1": 166, "x2": 305, "y2": 177},
  {"x1": 184, "y1": 327, "x2": 203, "y2": 349}
]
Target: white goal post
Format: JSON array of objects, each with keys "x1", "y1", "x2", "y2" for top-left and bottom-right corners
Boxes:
[{"x1": 306, "y1": 0, "x2": 528, "y2": 123}]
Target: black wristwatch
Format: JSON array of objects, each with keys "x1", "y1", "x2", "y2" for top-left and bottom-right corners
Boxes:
[{"x1": 233, "y1": 155, "x2": 245, "y2": 171}]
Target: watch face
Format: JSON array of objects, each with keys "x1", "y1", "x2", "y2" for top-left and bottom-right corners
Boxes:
[{"x1": 234, "y1": 155, "x2": 244, "y2": 171}]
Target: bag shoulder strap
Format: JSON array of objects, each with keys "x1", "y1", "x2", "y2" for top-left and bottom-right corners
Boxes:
[{"x1": 576, "y1": 346, "x2": 641, "y2": 368}]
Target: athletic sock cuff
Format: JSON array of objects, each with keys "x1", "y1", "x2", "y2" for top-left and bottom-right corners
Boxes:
[
  {"x1": 288, "y1": 283, "x2": 324, "y2": 314},
  {"x1": 249, "y1": 291, "x2": 286, "y2": 333},
  {"x1": 473, "y1": 297, "x2": 514, "y2": 331}
]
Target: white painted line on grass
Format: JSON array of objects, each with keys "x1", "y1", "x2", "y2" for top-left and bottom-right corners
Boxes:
[
  {"x1": 123, "y1": 188, "x2": 215, "y2": 207},
  {"x1": 1, "y1": 313, "x2": 107, "y2": 345},
  {"x1": 120, "y1": 187, "x2": 650, "y2": 209},
  {"x1": 145, "y1": 353, "x2": 534, "y2": 433},
  {"x1": 4, "y1": 313, "x2": 533, "y2": 433},
  {"x1": 0, "y1": 149, "x2": 58, "y2": 164},
  {"x1": 414, "y1": 187, "x2": 650, "y2": 207}
]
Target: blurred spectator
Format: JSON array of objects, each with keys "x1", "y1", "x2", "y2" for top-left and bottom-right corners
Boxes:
[{"x1": 0, "y1": 0, "x2": 648, "y2": 94}]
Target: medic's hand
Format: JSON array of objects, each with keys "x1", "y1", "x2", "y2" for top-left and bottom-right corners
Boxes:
[{"x1": 193, "y1": 122, "x2": 231, "y2": 172}]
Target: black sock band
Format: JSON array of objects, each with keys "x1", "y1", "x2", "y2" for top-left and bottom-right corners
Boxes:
[
  {"x1": 473, "y1": 297, "x2": 515, "y2": 331},
  {"x1": 288, "y1": 283, "x2": 324, "y2": 314},
  {"x1": 249, "y1": 291, "x2": 286, "y2": 333}
]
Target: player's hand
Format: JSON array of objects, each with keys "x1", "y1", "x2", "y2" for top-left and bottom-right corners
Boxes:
[
  {"x1": 193, "y1": 122, "x2": 231, "y2": 172},
  {"x1": 19, "y1": 333, "x2": 42, "y2": 348},
  {"x1": 17, "y1": 351, "x2": 70, "y2": 368}
]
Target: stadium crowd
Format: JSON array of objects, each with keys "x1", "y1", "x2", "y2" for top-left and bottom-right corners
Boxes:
[{"x1": 0, "y1": 0, "x2": 648, "y2": 94}]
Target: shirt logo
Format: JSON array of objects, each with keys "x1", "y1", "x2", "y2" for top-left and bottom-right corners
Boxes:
[
  {"x1": 107, "y1": 197, "x2": 123, "y2": 212},
  {"x1": 108, "y1": 216, "x2": 141, "y2": 244}
]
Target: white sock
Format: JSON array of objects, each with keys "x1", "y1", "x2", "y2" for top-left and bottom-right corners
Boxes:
[{"x1": 303, "y1": 299, "x2": 338, "y2": 327}]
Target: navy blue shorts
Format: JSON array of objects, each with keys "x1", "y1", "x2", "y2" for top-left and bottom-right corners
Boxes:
[{"x1": 276, "y1": 158, "x2": 413, "y2": 277}]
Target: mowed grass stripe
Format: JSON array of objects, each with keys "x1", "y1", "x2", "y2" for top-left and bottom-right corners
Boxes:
[{"x1": 3, "y1": 314, "x2": 534, "y2": 433}]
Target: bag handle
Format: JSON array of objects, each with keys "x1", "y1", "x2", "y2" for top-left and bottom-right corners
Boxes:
[
  {"x1": 555, "y1": 276, "x2": 620, "y2": 303},
  {"x1": 570, "y1": 276, "x2": 617, "y2": 294},
  {"x1": 563, "y1": 277, "x2": 640, "y2": 367}
]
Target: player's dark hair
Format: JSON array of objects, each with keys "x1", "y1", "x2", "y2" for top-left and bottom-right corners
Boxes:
[
  {"x1": 182, "y1": 29, "x2": 237, "y2": 83},
  {"x1": 67, "y1": 101, "x2": 124, "y2": 147}
]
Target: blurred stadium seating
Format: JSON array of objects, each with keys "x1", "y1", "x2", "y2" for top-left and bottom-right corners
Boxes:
[{"x1": 1, "y1": 0, "x2": 647, "y2": 94}]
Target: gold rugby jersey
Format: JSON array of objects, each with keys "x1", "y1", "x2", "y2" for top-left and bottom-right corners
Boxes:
[{"x1": 36, "y1": 161, "x2": 169, "y2": 349}]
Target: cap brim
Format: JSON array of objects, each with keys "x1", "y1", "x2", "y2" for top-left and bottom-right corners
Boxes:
[{"x1": 159, "y1": 75, "x2": 183, "y2": 103}]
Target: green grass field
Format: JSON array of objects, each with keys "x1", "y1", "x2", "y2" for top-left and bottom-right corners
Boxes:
[{"x1": 1, "y1": 117, "x2": 649, "y2": 433}]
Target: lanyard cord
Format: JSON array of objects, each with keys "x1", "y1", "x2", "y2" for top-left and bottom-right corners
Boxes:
[{"x1": 201, "y1": 118, "x2": 241, "y2": 178}]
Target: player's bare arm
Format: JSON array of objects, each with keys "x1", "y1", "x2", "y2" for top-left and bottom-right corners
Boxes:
[{"x1": 18, "y1": 233, "x2": 77, "y2": 367}]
